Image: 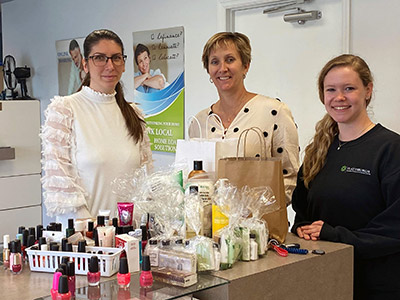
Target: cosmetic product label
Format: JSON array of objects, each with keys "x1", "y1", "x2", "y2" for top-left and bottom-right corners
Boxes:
[
  {"x1": 115, "y1": 234, "x2": 140, "y2": 273},
  {"x1": 185, "y1": 179, "x2": 214, "y2": 238},
  {"x1": 158, "y1": 250, "x2": 196, "y2": 273}
]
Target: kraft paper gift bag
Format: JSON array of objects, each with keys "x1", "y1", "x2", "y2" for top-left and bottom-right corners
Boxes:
[{"x1": 217, "y1": 127, "x2": 288, "y2": 243}]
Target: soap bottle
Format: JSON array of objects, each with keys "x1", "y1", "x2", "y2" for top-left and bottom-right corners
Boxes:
[
  {"x1": 185, "y1": 160, "x2": 214, "y2": 238},
  {"x1": 188, "y1": 160, "x2": 206, "y2": 179}
]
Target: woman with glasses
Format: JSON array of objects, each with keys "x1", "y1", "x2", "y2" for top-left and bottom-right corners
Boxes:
[{"x1": 41, "y1": 29, "x2": 152, "y2": 228}]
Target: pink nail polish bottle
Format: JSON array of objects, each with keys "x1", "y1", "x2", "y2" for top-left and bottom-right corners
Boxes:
[
  {"x1": 66, "y1": 261, "x2": 76, "y2": 297},
  {"x1": 51, "y1": 271, "x2": 62, "y2": 300},
  {"x1": 56, "y1": 275, "x2": 71, "y2": 299},
  {"x1": 87, "y1": 256, "x2": 100, "y2": 286},
  {"x1": 117, "y1": 257, "x2": 131, "y2": 288},
  {"x1": 10, "y1": 240, "x2": 23, "y2": 275},
  {"x1": 140, "y1": 255, "x2": 153, "y2": 288}
]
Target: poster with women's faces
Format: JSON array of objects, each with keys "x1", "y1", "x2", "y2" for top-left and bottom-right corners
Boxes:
[
  {"x1": 133, "y1": 26, "x2": 184, "y2": 153},
  {"x1": 56, "y1": 37, "x2": 86, "y2": 96}
]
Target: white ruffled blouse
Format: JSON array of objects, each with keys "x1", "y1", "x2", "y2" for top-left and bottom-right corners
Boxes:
[{"x1": 41, "y1": 86, "x2": 152, "y2": 218}]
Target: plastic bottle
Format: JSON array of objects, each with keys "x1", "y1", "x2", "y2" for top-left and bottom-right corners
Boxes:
[
  {"x1": 188, "y1": 160, "x2": 206, "y2": 179},
  {"x1": 213, "y1": 243, "x2": 221, "y2": 271},
  {"x1": 250, "y1": 233, "x2": 258, "y2": 261},
  {"x1": 145, "y1": 239, "x2": 159, "y2": 267}
]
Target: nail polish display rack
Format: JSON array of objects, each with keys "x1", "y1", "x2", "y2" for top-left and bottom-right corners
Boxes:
[{"x1": 25, "y1": 245, "x2": 122, "y2": 277}]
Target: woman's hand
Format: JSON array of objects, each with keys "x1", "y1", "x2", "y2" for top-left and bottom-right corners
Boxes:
[{"x1": 297, "y1": 220, "x2": 324, "y2": 241}]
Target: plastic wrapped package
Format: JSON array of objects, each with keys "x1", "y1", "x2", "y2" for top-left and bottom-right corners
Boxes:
[{"x1": 184, "y1": 193, "x2": 215, "y2": 271}]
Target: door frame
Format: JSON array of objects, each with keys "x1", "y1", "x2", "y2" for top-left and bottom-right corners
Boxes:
[{"x1": 217, "y1": 0, "x2": 351, "y2": 52}]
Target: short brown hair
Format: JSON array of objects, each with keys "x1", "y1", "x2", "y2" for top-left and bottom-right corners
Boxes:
[{"x1": 202, "y1": 32, "x2": 251, "y2": 72}]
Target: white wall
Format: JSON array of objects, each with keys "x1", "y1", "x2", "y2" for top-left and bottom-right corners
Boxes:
[
  {"x1": 351, "y1": 0, "x2": 400, "y2": 134},
  {"x1": 2, "y1": 0, "x2": 220, "y2": 225},
  {"x1": 2, "y1": 0, "x2": 220, "y2": 168}
]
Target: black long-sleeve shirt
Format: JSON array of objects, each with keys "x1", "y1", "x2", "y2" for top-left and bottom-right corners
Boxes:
[{"x1": 291, "y1": 124, "x2": 400, "y2": 299}]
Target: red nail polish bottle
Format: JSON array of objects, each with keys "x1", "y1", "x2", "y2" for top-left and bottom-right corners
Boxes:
[
  {"x1": 56, "y1": 275, "x2": 71, "y2": 299},
  {"x1": 87, "y1": 256, "x2": 101, "y2": 286},
  {"x1": 140, "y1": 255, "x2": 153, "y2": 288},
  {"x1": 66, "y1": 261, "x2": 76, "y2": 297},
  {"x1": 10, "y1": 240, "x2": 23, "y2": 274},
  {"x1": 117, "y1": 257, "x2": 131, "y2": 288},
  {"x1": 51, "y1": 271, "x2": 62, "y2": 300}
]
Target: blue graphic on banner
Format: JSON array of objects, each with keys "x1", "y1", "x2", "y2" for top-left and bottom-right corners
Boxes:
[{"x1": 134, "y1": 72, "x2": 184, "y2": 117}]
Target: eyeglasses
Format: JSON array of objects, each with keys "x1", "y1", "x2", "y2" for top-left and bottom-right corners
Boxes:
[{"x1": 88, "y1": 54, "x2": 127, "y2": 66}]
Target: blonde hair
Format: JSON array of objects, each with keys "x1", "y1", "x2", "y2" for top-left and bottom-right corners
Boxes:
[
  {"x1": 303, "y1": 54, "x2": 373, "y2": 188},
  {"x1": 202, "y1": 32, "x2": 251, "y2": 72}
]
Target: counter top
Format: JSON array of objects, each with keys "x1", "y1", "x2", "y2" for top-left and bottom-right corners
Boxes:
[{"x1": 1, "y1": 233, "x2": 353, "y2": 299}]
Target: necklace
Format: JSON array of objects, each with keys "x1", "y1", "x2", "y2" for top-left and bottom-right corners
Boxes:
[
  {"x1": 337, "y1": 140, "x2": 348, "y2": 150},
  {"x1": 337, "y1": 122, "x2": 375, "y2": 151}
]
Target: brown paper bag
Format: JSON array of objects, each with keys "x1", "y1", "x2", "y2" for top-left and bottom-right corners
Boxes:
[{"x1": 217, "y1": 128, "x2": 288, "y2": 243}]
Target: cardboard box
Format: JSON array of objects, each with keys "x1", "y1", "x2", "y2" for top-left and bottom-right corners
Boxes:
[
  {"x1": 115, "y1": 234, "x2": 140, "y2": 273},
  {"x1": 153, "y1": 267, "x2": 197, "y2": 287}
]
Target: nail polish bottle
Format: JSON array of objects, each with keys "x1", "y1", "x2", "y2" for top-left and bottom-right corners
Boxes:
[
  {"x1": 55, "y1": 223, "x2": 62, "y2": 232},
  {"x1": 86, "y1": 221, "x2": 94, "y2": 239},
  {"x1": 51, "y1": 270, "x2": 63, "y2": 300},
  {"x1": 77, "y1": 240, "x2": 86, "y2": 269},
  {"x1": 3, "y1": 235, "x2": 10, "y2": 269},
  {"x1": 27, "y1": 235, "x2": 35, "y2": 264},
  {"x1": 93, "y1": 228, "x2": 99, "y2": 246},
  {"x1": 66, "y1": 219, "x2": 75, "y2": 238},
  {"x1": 66, "y1": 261, "x2": 76, "y2": 297},
  {"x1": 36, "y1": 225, "x2": 44, "y2": 242},
  {"x1": 10, "y1": 240, "x2": 23, "y2": 274},
  {"x1": 96, "y1": 215, "x2": 105, "y2": 228},
  {"x1": 59, "y1": 263, "x2": 67, "y2": 275},
  {"x1": 87, "y1": 256, "x2": 101, "y2": 286},
  {"x1": 117, "y1": 257, "x2": 131, "y2": 288},
  {"x1": 50, "y1": 243, "x2": 60, "y2": 267},
  {"x1": 140, "y1": 255, "x2": 153, "y2": 288},
  {"x1": 66, "y1": 243, "x2": 73, "y2": 253},
  {"x1": 21, "y1": 229, "x2": 29, "y2": 261},
  {"x1": 28, "y1": 227, "x2": 35, "y2": 238},
  {"x1": 40, "y1": 243, "x2": 48, "y2": 267},
  {"x1": 61, "y1": 238, "x2": 68, "y2": 252},
  {"x1": 56, "y1": 275, "x2": 71, "y2": 299},
  {"x1": 16, "y1": 226, "x2": 25, "y2": 242},
  {"x1": 141, "y1": 225, "x2": 148, "y2": 253}
]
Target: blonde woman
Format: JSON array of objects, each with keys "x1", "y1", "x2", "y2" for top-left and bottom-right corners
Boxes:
[
  {"x1": 291, "y1": 54, "x2": 400, "y2": 299},
  {"x1": 189, "y1": 32, "x2": 299, "y2": 205}
]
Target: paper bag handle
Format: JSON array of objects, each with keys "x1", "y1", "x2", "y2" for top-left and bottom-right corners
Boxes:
[
  {"x1": 187, "y1": 116, "x2": 202, "y2": 140},
  {"x1": 205, "y1": 113, "x2": 225, "y2": 139},
  {"x1": 236, "y1": 127, "x2": 267, "y2": 159}
]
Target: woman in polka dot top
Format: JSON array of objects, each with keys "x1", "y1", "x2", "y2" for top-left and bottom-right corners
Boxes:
[{"x1": 189, "y1": 32, "x2": 300, "y2": 205}]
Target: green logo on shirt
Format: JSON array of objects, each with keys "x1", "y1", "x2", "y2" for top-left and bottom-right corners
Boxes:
[{"x1": 340, "y1": 165, "x2": 371, "y2": 175}]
